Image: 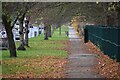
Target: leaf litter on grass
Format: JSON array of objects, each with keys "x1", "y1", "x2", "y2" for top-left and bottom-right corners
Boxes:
[
  {"x1": 2, "y1": 56, "x2": 67, "y2": 78},
  {"x1": 2, "y1": 32, "x2": 70, "y2": 78}
]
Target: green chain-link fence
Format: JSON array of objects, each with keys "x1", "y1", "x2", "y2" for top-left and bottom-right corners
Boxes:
[{"x1": 84, "y1": 25, "x2": 120, "y2": 62}]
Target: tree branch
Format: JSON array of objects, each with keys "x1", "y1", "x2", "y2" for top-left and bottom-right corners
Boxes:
[{"x1": 11, "y1": 16, "x2": 19, "y2": 29}]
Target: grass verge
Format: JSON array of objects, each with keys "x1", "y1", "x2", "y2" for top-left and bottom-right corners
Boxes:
[{"x1": 2, "y1": 25, "x2": 69, "y2": 78}]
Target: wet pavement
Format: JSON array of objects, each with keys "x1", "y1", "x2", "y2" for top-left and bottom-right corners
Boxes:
[{"x1": 65, "y1": 26, "x2": 103, "y2": 78}]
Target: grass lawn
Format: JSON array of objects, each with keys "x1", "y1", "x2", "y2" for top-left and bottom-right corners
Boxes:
[{"x1": 2, "y1": 25, "x2": 69, "y2": 78}]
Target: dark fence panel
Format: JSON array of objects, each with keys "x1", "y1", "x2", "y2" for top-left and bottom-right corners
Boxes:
[{"x1": 85, "y1": 25, "x2": 120, "y2": 62}]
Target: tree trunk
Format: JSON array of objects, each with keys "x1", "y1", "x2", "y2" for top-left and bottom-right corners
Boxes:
[
  {"x1": 48, "y1": 26, "x2": 52, "y2": 37},
  {"x1": 2, "y1": 15, "x2": 17, "y2": 57},
  {"x1": 105, "y1": 15, "x2": 111, "y2": 26},
  {"x1": 24, "y1": 20, "x2": 29, "y2": 47},
  {"x1": 44, "y1": 26, "x2": 48, "y2": 40},
  {"x1": 105, "y1": 14, "x2": 115, "y2": 26},
  {"x1": 59, "y1": 26, "x2": 61, "y2": 36},
  {"x1": 51, "y1": 25, "x2": 55, "y2": 36},
  {"x1": 17, "y1": 14, "x2": 26, "y2": 50}
]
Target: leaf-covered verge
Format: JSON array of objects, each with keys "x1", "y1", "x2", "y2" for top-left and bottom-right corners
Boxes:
[
  {"x1": 2, "y1": 26, "x2": 69, "y2": 78},
  {"x1": 84, "y1": 39, "x2": 120, "y2": 79}
]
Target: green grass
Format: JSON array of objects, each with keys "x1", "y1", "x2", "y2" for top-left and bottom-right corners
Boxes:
[
  {"x1": 2, "y1": 25, "x2": 69, "y2": 77},
  {"x1": 2, "y1": 25, "x2": 68, "y2": 58},
  {"x1": 38, "y1": 25, "x2": 68, "y2": 41},
  {"x1": 51, "y1": 25, "x2": 69, "y2": 40}
]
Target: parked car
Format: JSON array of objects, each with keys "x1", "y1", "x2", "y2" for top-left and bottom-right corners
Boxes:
[
  {"x1": 15, "y1": 31, "x2": 20, "y2": 40},
  {"x1": 0, "y1": 30, "x2": 8, "y2": 50},
  {"x1": 0, "y1": 31, "x2": 7, "y2": 38},
  {"x1": 13, "y1": 24, "x2": 20, "y2": 41}
]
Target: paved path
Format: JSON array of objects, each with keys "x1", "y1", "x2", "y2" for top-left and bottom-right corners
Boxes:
[{"x1": 65, "y1": 26, "x2": 103, "y2": 78}]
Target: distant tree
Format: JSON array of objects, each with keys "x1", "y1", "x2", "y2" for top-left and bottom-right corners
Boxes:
[
  {"x1": 108, "y1": 2, "x2": 120, "y2": 26},
  {"x1": 17, "y1": 2, "x2": 36, "y2": 50},
  {"x1": 17, "y1": 12, "x2": 26, "y2": 50}
]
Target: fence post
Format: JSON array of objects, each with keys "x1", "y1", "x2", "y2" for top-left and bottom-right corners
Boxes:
[
  {"x1": 84, "y1": 27, "x2": 88, "y2": 43},
  {"x1": 117, "y1": 28, "x2": 120, "y2": 62}
]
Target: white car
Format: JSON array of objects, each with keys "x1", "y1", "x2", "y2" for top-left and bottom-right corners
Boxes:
[
  {"x1": 15, "y1": 31, "x2": 20, "y2": 40},
  {"x1": 0, "y1": 30, "x2": 8, "y2": 50},
  {"x1": 0, "y1": 31, "x2": 7, "y2": 38},
  {"x1": 12, "y1": 29, "x2": 20, "y2": 41}
]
